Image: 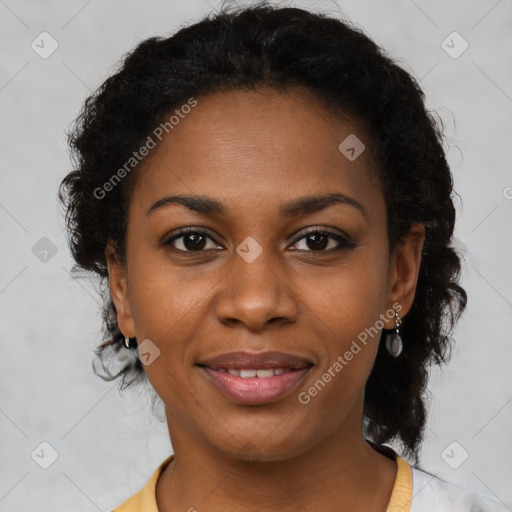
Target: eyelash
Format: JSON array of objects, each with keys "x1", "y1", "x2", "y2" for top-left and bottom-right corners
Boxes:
[{"x1": 161, "y1": 227, "x2": 355, "y2": 254}]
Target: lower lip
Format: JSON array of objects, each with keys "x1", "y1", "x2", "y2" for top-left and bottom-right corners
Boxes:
[{"x1": 199, "y1": 367, "x2": 312, "y2": 405}]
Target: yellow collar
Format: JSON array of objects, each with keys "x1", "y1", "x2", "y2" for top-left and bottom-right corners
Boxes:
[{"x1": 387, "y1": 453, "x2": 413, "y2": 512}]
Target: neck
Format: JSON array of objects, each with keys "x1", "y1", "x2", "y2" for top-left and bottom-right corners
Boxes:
[{"x1": 156, "y1": 399, "x2": 397, "y2": 512}]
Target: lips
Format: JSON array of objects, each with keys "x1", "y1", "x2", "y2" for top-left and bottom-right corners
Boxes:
[
  {"x1": 197, "y1": 351, "x2": 314, "y2": 405},
  {"x1": 197, "y1": 350, "x2": 313, "y2": 370}
]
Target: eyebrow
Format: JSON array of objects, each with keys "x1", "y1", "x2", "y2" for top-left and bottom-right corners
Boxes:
[{"x1": 147, "y1": 192, "x2": 369, "y2": 223}]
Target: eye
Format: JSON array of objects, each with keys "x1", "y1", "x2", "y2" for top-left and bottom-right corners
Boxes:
[
  {"x1": 289, "y1": 228, "x2": 354, "y2": 252},
  {"x1": 162, "y1": 228, "x2": 222, "y2": 252},
  {"x1": 162, "y1": 227, "x2": 355, "y2": 253}
]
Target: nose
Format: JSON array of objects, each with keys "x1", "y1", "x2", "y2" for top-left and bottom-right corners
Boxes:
[{"x1": 214, "y1": 243, "x2": 299, "y2": 332}]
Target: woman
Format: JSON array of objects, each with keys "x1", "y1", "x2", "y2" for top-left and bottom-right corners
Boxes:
[{"x1": 58, "y1": 4, "x2": 506, "y2": 511}]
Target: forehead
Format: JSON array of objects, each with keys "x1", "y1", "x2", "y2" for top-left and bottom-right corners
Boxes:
[{"x1": 131, "y1": 87, "x2": 383, "y2": 221}]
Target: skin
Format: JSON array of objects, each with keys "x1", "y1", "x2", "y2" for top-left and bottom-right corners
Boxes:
[{"x1": 107, "y1": 86, "x2": 425, "y2": 512}]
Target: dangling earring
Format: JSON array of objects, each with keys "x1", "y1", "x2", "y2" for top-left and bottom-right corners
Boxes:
[
  {"x1": 385, "y1": 311, "x2": 403, "y2": 357},
  {"x1": 124, "y1": 336, "x2": 136, "y2": 350}
]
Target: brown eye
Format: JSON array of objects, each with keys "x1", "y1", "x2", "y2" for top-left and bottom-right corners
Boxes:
[
  {"x1": 163, "y1": 229, "x2": 221, "y2": 252},
  {"x1": 290, "y1": 229, "x2": 354, "y2": 252},
  {"x1": 304, "y1": 233, "x2": 329, "y2": 251},
  {"x1": 180, "y1": 232, "x2": 207, "y2": 251}
]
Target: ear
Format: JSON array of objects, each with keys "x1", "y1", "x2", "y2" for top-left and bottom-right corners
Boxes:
[
  {"x1": 105, "y1": 239, "x2": 136, "y2": 338},
  {"x1": 384, "y1": 223, "x2": 425, "y2": 326}
]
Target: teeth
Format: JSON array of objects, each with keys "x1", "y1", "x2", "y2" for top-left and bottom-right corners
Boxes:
[
  {"x1": 240, "y1": 369, "x2": 257, "y2": 378},
  {"x1": 256, "y1": 369, "x2": 274, "y2": 378},
  {"x1": 223, "y1": 368, "x2": 289, "y2": 378}
]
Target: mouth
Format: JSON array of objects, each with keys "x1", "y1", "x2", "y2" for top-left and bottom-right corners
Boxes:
[{"x1": 196, "y1": 351, "x2": 314, "y2": 405}]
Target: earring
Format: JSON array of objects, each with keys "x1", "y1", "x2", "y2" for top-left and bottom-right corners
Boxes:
[
  {"x1": 124, "y1": 336, "x2": 136, "y2": 350},
  {"x1": 385, "y1": 311, "x2": 403, "y2": 357}
]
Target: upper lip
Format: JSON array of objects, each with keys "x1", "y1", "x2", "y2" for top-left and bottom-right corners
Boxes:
[{"x1": 197, "y1": 351, "x2": 314, "y2": 370}]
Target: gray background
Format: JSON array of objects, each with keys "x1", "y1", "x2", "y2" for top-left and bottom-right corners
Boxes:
[{"x1": 0, "y1": 0, "x2": 511, "y2": 510}]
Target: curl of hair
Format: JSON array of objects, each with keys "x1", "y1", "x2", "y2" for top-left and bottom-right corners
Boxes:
[{"x1": 58, "y1": 3, "x2": 467, "y2": 465}]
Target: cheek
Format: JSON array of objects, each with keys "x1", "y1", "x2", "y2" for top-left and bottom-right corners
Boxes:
[
  {"x1": 297, "y1": 303, "x2": 382, "y2": 433},
  {"x1": 300, "y1": 249, "x2": 388, "y2": 393},
  {"x1": 124, "y1": 251, "x2": 224, "y2": 400},
  {"x1": 126, "y1": 256, "x2": 209, "y2": 408},
  {"x1": 302, "y1": 246, "x2": 389, "y2": 329},
  {"x1": 127, "y1": 251, "x2": 213, "y2": 338}
]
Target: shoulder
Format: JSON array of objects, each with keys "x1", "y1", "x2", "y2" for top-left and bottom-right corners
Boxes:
[{"x1": 410, "y1": 466, "x2": 508, "y2": 512}]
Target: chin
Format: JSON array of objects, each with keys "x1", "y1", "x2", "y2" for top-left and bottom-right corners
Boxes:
[{"x1": 204, "y1": 417, "x2": 315, "y2": 463}]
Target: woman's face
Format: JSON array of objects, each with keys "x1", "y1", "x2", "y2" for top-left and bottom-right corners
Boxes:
[{"x1": 108, "y1": 87, "x2": 424, "y2": 461}]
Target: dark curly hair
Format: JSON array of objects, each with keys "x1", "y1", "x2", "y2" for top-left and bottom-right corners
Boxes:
[{"x1": 58, "y1": 3, "x2": 467, "y2": 465}]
